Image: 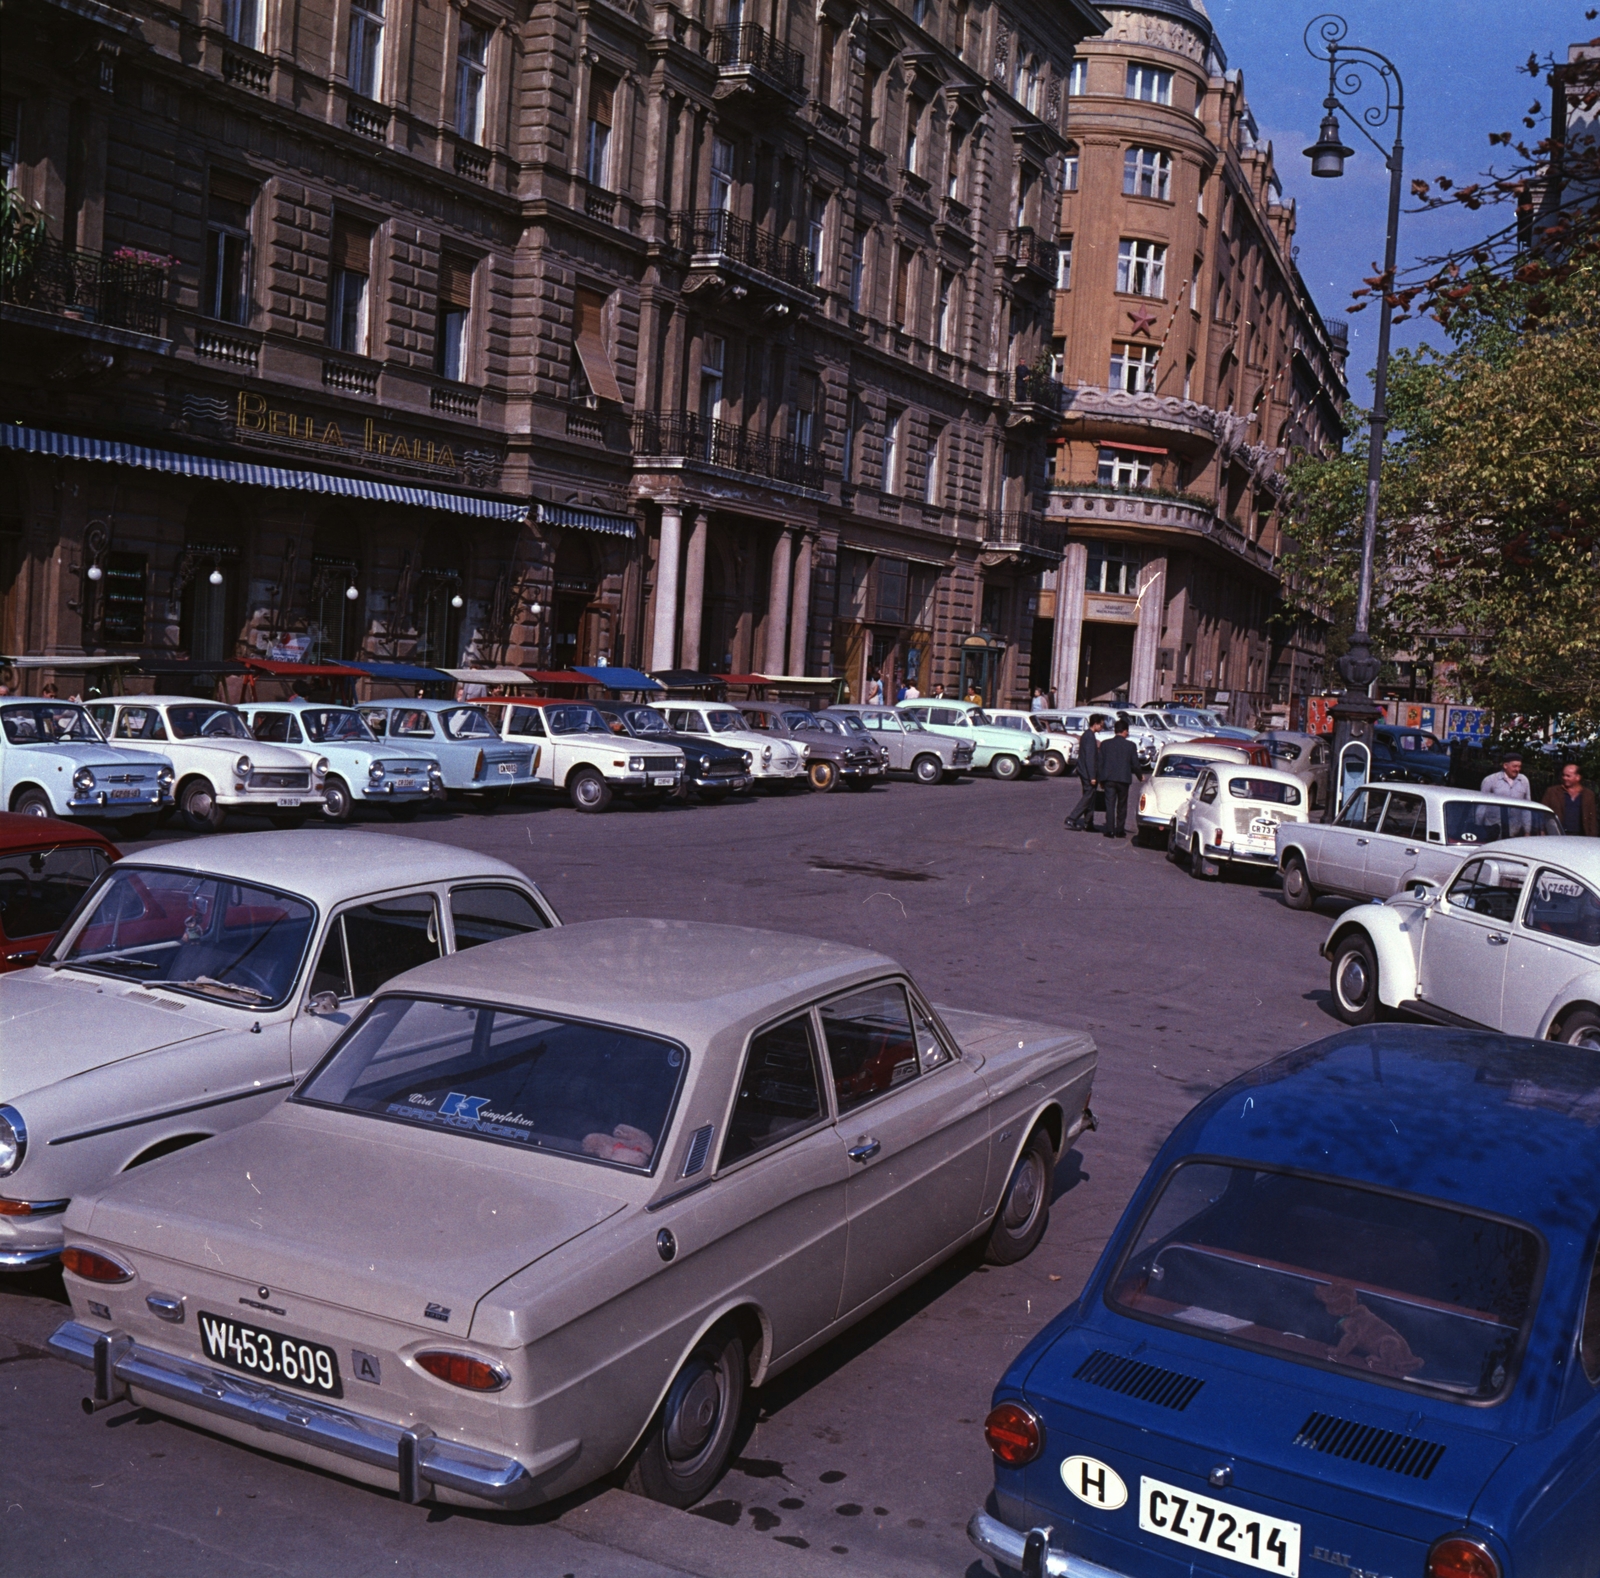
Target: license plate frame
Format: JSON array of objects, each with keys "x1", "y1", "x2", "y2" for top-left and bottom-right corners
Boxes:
[
  {"x1": 391, "y1": 780, "x2": 419, "y2": 792},
  {"x1": 1249, "y1": 817, "x2": 1278, "y2": 840},
  {"x1": 1138, "y1": 1475, "x2": 1299, "y2": 1575},
  {"x1": 197, "y1": 1310, "x2": 343, "y2": 1399},
  {"x1": 109, "y1": 787, "x2": 141, "y2": 800},
  {"x1": 497, "y1": 761, "x2": 518, "y2": 776},
  {"x1": 651, "y1": 774, "x2": 677, "y2": 786},
  {"x1": 276, "y1": 797, "x2": 302, "y2": 808}
]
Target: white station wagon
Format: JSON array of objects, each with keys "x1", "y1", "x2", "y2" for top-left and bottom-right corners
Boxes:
[
  {"x1": 1, "y1": 700, "x2": 171, "y2": 833},
  {"x1": 0, "y1": 833, "x2": 559, "y2": 1270}
]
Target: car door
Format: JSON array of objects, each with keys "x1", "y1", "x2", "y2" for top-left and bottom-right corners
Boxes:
[
  {"x1": 821, "y1": 980, "x2": 991, "y2": 1317},
  {"x1": 502, "y1": 705, "x2": 552, "y2": 784},
  {"x1": 1364, "y1": 790, "x2": 1429, "y2": 895},
  {"x1": 1177, "y1": 767, "x2": 1217, "y2": 847},
  {"x1": 1417, "y1": 856, "x2": 1530, "y2": 1029},
  {"x1": 1319, "y1": 787, "x2": 1389, "y2": 895},
  {"x1": 447, "y1": 882, "x2": 557, "y2": 948},
  {"x1": 866, "y1": 711, "x2": 909, "y2": 770},
  {"x1": 1503, "y1": 865, "x2": 1600, "y2": 1038}
]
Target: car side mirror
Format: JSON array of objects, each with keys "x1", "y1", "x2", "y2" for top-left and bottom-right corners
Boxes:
[{"x1": 307, "y1": 991, "x2": 340, "y2": 1016}]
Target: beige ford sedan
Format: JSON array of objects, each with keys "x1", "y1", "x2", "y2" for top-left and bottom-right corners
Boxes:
[{"x1": 48, "y1": 919, "x2": 1096, "y2": 1511}]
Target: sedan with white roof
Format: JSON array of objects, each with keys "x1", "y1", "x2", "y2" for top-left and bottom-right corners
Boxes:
[
  {"x1": 2, "y1": 701, "x2": 171, "y2": 834},
  {"x1": 0, "y1": 833, "x2": 559, "y2": 1270},
  {"x1": 1171, "y1": 764, "x2": 1310, "y2": 880},
  {"x1": 358, "y1": 700, "x2": 535, "y2": 806}
]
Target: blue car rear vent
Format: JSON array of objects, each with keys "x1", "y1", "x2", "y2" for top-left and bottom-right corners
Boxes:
[
  {"x1": 1074, "y1": 1350, "x2": 1204, "y2": 1411},
  {"x1": 1294, "y1": 1411, "x2": 1446, "y2": 1480}
]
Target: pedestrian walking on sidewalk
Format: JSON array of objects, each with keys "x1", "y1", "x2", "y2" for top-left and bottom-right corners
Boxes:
[
  {"x1": 1481, "y1": 751, "x2": 1531, "y2": 799},
  {"x1": 1543, "y1": 762, "x2": 1598, "y2": 835},
  {"x1": 1096, "y1": 718, "x2": 1146, "y2": 839},
  {"x1": 1065, "y1": 714, "x2": 1107, "y2": 831}
]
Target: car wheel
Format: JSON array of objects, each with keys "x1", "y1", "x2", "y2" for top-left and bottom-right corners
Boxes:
[
  {"x1": 807, "y1": 760, "x2": 837, "y2": 792},
  {"x1": 1281, "y1": 854, "x2": 1318, "y2": 911},
  {"x1": 387, "y1": 801, "x2": 421, "y2": 822},
  {"x1": 912, "y1": 753, "x2": 943, "y2": 785},
  {"x1": 624, "y1": 1326, "x2": 747, "y2": 1508},
  {"x1": 12, "y1": 787, "x2": 53, "y2": 817},
  {"x1": 984, "y1": 1127, "x2": 1055, "y2": 1266},
  {"x1": 179, "y1": 777, "x2": 226, "y2": 833},
  {"x1": 991, "y1": 754, "x2": 1021, "y2": 781},
  {"x1": 1552, "y1": 1007, "x2": 1600, "y2": 1051},
  {"x1": 1191, "y1": 838, "x2": 1220, "y2": 880},
  {"x1": 1330, "y1": 934, "x2": 1381, "y2": 1025},
  {"x1": 319, "y1": 775, "x2": 353, "y2": 824},
  {"x1": 1042, "y1": 751, "x2": 1067, "y2": 777},
  {"x1": 568, "y1": 770, "x2": 612, "y2": 813},
  {"x1": 1166, "y1": 821, "x2": 1184, "y2": 863}
]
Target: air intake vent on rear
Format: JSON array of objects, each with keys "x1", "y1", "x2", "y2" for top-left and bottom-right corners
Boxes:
[
  {"x1": 1074, "y1": 1349, "x2": 1204, "y2": 1411},
  {"x1": 1294, "y1": 1411, "x2": 1446, "y2": 1480},
  {"x1": 681, "y1": 1124, "x2": 715, "y2": 1177}
]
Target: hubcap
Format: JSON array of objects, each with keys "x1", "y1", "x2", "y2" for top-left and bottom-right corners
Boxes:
[
  {"x1": 577, "y1": 779, "x2": 601, "y2": 805},
  {"x1": 663, "y1": 1363, "x2": 723, "y2": 1463},
  {"x1": 1001, "y1": 1154, "x2": 1043, "y2": 1232},
  {"x1": 22, "y1": 801, "x2": 47, "y2": 816},
  {"x1": 190, "y1": 790, "x2": 214, "y2": 817},
  {"x1": 1286, "y1": 866, "x2": 1305, "y2": 896},
  {"x1": 1338, "y1": 954, "x2": 1368, "y2": 1006},
  {"x1": 1569, "y1": 1025, "x2": 1600, "y2": 1050}
]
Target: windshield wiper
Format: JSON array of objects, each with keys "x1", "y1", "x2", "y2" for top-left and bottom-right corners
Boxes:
[{"x1": 166, "y1": 976, "x2": 272, "y2": 1004}]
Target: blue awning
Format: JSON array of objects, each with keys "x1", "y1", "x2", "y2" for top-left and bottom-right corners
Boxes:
[
  {"x1": 534, "y1": 501, "x2": 635, "y2": 537},
  {"x1": 572, "y1": 665, "x2": 663, "y2": 692},
  {"x1": 1, "y1": 426, "x2": 528, "y2": 522},
  {"x1": 345, "y1": 661, "x2": 456, "y2": 684}
]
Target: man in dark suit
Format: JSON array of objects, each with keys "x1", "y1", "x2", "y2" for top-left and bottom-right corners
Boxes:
[
  {"x1": 1065, "y1": 714, "x2": 1107, "y2": 830},
  {"x1": 1096, "y1": 717, "x2": 1146, "y2": 839}
]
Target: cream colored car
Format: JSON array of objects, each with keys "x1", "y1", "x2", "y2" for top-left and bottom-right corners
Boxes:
[
  {"x1": 47, "y1": 919, "x2": 1096, "y2": 1511},
  {"x1": 1136, "y1": 741, "x2": 1260, "y2": 846},
  {"x1": 1172, "y1": 763, "x2": 1310, "y2": 879}
]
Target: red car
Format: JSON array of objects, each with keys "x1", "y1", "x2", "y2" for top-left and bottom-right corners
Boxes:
[{"x1": 0, "y1": 812, "x2": 120, "y2": 973}]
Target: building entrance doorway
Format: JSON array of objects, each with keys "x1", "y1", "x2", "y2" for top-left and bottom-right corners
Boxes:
[
  {"x1": 959, "y1": 632, "x2": 1006, "y2": 705},
  {"x1": 552, "y1": 535, "x2": 600, "y2": 667},
  {"x1": 1080, "y1": 622, "x2": 1134, "y2": 705}
]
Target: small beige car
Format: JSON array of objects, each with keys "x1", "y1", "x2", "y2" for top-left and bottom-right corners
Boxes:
[
  {"x1": 1172, "y1": 763, "x2": 1310, "y2": 879},
  {"x1": 48, "y1": 920, "x2": 1096, "y2": 1512}
]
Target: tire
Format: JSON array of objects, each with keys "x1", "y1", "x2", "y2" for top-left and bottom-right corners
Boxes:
[
  {"x1": 912, "y1": 753, "x2": 944, "y2": 785},
  {"x1": 624, "y1": 1326, "x2": 746, "y2": 1508},
  {"x1": 179, "y1": 777, "x2": 226, "y2": 833},
  {"x1": 12, "y1": 786, "x2": 54, "y2": 817},
  {"x1": 1189, "y1": 837, "x2": 1221, "y2": 880},
  {"x1": 1552, "y1": 1007, "x2": 1600, "y2": 1050},
  {"x1": 807, "y1": 760, "x2": 837, "y2": 792},
  {"x1": 991, "y1": 754, "x2": 1021, "y2": 781},
  {"x1": 1166, "y1": 821, "x2": 1183, "y2": 863},
  {"x1": 568, "y1": 769, "x2": 613, "y2": 813},
  {"x1": 1330, "y1": 934, "x2": 1381, "y2": 1025},
  {"x1": 984, "y1": 1127, "x2": 1055, "y2": 1265},
  {"x1": 319, "y1": 775, "x2": 353, "y2": 824},
  {"x1": 1042, "y1": 751, "x2": 1067, "y2": 778},
  {"x1": 1281, "y1": 853, "x2": 1318, "y2": 911},
  {"x1": 387, "y1": 801, "x2": 421, "y2": 822}
]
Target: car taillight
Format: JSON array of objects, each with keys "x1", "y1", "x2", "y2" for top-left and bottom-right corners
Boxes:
[
  {"x1": 1139, "y1": 794, "x2": 1147, "y2": 811},
  {"x1": 415, "y1": 1350, "x2": 508, "y2": 1391},
  {"x1": 1426, "y1": 1538, "x2": 1500, "y2": 1578},
  {"x1": 474, "y1": 750, "x2": 486, "y2": 779},
  {"x1": 983, "y1": 1401, "x2": 1044, "y2": 1466},
  {"x1": 61, "y1": 1246, "x2": 134, "y2": 1283}
]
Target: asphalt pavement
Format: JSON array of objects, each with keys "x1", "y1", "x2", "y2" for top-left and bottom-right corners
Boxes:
[{"x1": 0, "y1": 773, "x2": 1348, "y2": 1577}]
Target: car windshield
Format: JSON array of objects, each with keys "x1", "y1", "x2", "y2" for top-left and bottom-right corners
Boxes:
[
  {"x1": 296, "y1": 994, "x2": 686, "y2": 1172},
  {"x1": 1444, "y1": 800, "x2": 1561, "y2": 845},
  {"x1": 1229, "y1": 777, "x2": 1301, "y2": 805},
  {"x1": 1158, "y1": 755, "x2": 1209, "y2": 778},
  {"x1": 167, "y1": 705, "x2": 252, "y2": 741},
  {"x1": 832, "y1": 714, "x2": 869, "y2": 734},
  {"x1": 300, "y1": 709, "x2": 377, "y2": 744},
  {"x1": 50, "y1": 867, "x2": 315, "y2": 1007},
  {"x1": 704, "y1": 710, "x2": 747, "y2": 734},
  {"x1": 440, "y1": 707, "x2": 498, "y2": 740},
  {"x1": 1109, "y1": 1162, "x2": 1541, "y2": 1402},
  {"x1": 546, "y1": 705, "x2": 610, "y2": 736},
  {"x1": 0, "y1": 704, "x2": 102, "y2": 744},
  {"x1": 619, "y1": 707, "x2": 671, "y2": 735}
]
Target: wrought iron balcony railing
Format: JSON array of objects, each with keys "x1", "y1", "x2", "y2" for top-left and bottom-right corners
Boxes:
[
  {"x1": 980, "y1": 511, "x2": 1065, "y2": 557},
  {"x1": 1, "y1": 235, "x2": 169, "y2": 335},
  {"x1": 633, "y1": 411, "x2": 826, "y2": 490},
  {"x1": 709, "y1": 23, "x2": 806, "y2": 94},
  {"x1": 1006, "y1": 227, "x2": 1057, "y2": 281},
  {"x1": 667, "y1": 209, "x2": 815, "y2": 293},
  {"x1": 1013, "y1": 366, "x2": 1066, "y2": 411}
]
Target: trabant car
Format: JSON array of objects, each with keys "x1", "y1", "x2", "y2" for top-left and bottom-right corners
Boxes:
[
  {"x1": 970, "y1": 1026, "x2": 1600, "y2": 1578},
  {"x1": 358, "y1": 699, "x2": 535, "y2": 807},
  {"x1": 1171, "y1": 764, "x2": 1309, "y2": 880},
  {"x1": 483, "y1": 699, "x2": 682, "y2": 813},
  {"x1": 593, "y1": 703, "x2": 750, "y2": 803},
  {"x1": 88, "y1": 697, "x2": 325, "y2": 832},
  {"x1": 657, "y1": 703, "x2": 807, "y2": 790},
  {"x1": 822, "y1": 706, "x2": 973, "y2": 783},
  {"x1": 2, "y1": 700, "x2": 172, "y2": 834},
  {"x1": 1136, "y1": 741, "x2": 1261, "y2": 846},
  {"x1": 1263, "y1": 730, "x2": 1332, "y2": 812},
  {"x1": 0, "y1": 813, "x2": 120, "y2": 973},
  {"x1": 1322, "y1": 838, "x2": 1600, "y2": 1046},
  {"x1": 239, "y1": 699, "x2": 442, "y2": 823},
  {"x1": 1276, "y1": 784, "x2": 1561, "y2": 912},
  {"x1": 0, "y1": 833, "x2": 558, "y2": 1270},
  {"x1": 898, "y1": 700, "x2": 1046, "y2": 780},
  {"x1": 734, "y1": 702, "x2": 883, "y2": 792},
  {"x1": 46, "y1": 919, "x2": 1096, "y2": 1511}
]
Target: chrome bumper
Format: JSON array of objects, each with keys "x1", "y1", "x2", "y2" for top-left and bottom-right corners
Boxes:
[
  {"x1": 968, "y1": 1511, "x2": 1131, "y2": 1578},
  {"x1": 0, "y1": 1245, "x2": 63, "y2": 1269},
  {"x1": 49, "y1": 1320, "x2": 533, "y2": 1506}
]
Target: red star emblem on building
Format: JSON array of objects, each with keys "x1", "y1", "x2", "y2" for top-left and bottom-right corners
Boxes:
[{"x1": 1127, "y1": 306, "x2": 1159, "y2": 335}]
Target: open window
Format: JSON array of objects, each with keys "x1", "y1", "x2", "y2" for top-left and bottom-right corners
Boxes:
[{"x1": 572, "y1": 288, "x2": 623, "y2": 403}]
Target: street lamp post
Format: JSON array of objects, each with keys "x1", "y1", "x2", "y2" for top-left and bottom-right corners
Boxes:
[{"x1": 1302, "y1": 13, "x2": 1405, "y2": 780}]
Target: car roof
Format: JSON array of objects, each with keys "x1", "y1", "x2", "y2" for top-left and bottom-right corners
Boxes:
[
  {"x1": 95, "y1": 695, "x2": 243, "y2": 709},
  {"x1": 385, "y1": 918, "x2": 896, "y2": 1044},
  {"x1": 0, "y1": 811, "x2": 120, "y2": 854},
  {"x1": 1204, "y1": 764, "x2": 1306, "y2": 791},
  {"x1": 241, "y1": 698, "x2": 361, "y2": 710},
  {"x1": 118, "y1": 830, "x2": 533, "y2": 899},
  {"x1": 1173, "y1": 1027, "x2": 1600, "y2": 1242},
  {"x1": 364, "y1": 697, "x2": 490, "y2": 711},
  {"x1": 1485, "y1": 834, "x2": 1600, "y2": 883}
]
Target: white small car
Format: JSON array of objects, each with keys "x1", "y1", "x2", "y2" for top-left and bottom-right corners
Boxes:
[
  {"x1": 1322, "y1": 839, "x2": 1600, "y2": 1047},
  {"x1": 88, "y1": 697, "x2": 328, "y2": 832},
  {"x1": 358, "y1": 700, "x2": 537, "y2": 806},
  {"x1": 660, "y1": 703, "x2": 807, "y2": 787},
  {"x1": 987, "y1": 710, "x2": 1077, "y2": 777},
  {"x1": 486, "y1": 699, "x2": 683, "y2": 812},
  {"x1": 1263, "y1": 730, "x2": 1332, "y2": 812},
  {"x1": 1, "y1": 700, "x2": 172, "y2": 833},
  {"x1": 1137, "y1": 741, "x2": 1261, "y2": 845},
  {"x1": 0, "y1": 832, "x2": 560, "y2": 1270},
  {"x1": 238, "y1": 699, "x2": 442, "y2": 824},
  {"x1": 1172, "y1": 763, "x2": 1310, "y2": 879}
]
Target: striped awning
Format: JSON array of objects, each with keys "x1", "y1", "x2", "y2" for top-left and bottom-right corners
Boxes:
[
  {"x1": 534, "y1": 501, "x2": 636, "y2": 537},
  {"x1": 1, "y1": 426, "x2": 528, "y2": 522}
]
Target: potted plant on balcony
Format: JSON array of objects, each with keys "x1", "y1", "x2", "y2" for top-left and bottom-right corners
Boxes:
[{"x1": 1, "y1": 187, "x2": 47, "y2": 307}]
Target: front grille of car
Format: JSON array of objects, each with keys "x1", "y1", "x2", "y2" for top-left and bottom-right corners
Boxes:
[
  {"x1": 103, "y1": 770, "x2": 149, "y2": 783},
  {"x1": 1073, "y1": 1349, "x2": 1204, "y2": 1412},
  {"x1": 843, "y1": 748, "x2": 874, "y2": 762},
  {"x1": 1293, "y1": 1412, "x2": 1446, "y2": 1480},
  {"x1": 702, "y1": 760, "x2": 743, "y2": 778},
  {"x1": 248, "y1": 768, "x2": 311, "y2": 791},
  {"x1": 641, "y1": 757, "x2": 680, "y2": 774}
]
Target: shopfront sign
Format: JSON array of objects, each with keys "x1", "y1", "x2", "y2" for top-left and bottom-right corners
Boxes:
[
  {"x1": 234, "y1": 392, "x2": 486, "y2": 481},
  {"x1": 1083, "y1": 594, "x2": 1139, "y2": 625}
]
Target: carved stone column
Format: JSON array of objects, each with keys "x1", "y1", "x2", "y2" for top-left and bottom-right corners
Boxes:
[
  {"x1": 679, "y1": 509, "x2": 707, "y2": 671},
  {"x1": 650, "y1": 505, "x2": 683, "y2": 672},
  {"x1": 764, "y1": 527, "x2": 794, "y2": 674},
  {"x1": 1051, "y1": 538, "x2": 1088, "y2": 707},
  {"x1": 786, "y1": 532, "x2": 813, "y2": 674},
  {"x1": 1129, "y1": 554, "x2": 1167, "y2": 705}
]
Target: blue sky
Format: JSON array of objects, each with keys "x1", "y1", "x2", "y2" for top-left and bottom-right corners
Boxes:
[{"x1": 1204, "y1": 0, "x2": 1587, "y2": 396}]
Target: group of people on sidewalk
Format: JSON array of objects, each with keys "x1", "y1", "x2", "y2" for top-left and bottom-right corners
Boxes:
[
  {"x1": 1481, "y1": 749, "x2": 1598, "y2": 835},
  {"x1": 1065, "y1": 714, "x2": 1144, "y2": 838}
]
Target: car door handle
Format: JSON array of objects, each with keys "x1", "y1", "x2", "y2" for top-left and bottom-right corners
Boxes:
[
  {"x1": 1404, "y1": 847, "x2": 1419, "y2": 855},
  {"x1": 1487, "y1": 933, "x2": 1508, "y2": 946},
  {"x1": 847, "y1": 1139, "x2": 881, "y2": 1164},
  {"x1": 1355, "y1": 838, "x2": 1369, "y2": 846},
  {"x1": 4, "y1": 950, "x2": 40, "y2": 964}
]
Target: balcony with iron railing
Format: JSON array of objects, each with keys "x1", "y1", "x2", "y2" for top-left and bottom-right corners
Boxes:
[
  {"x1": 667, "y1": 209, "x2": 815, "y2": 297},
  {"x1": 1004, "y1": 227, "x2": 1057, "y2": 286},
  {"x1": 1, "y1": 234, "x2": 170, "y2": 337},
  {"x1": 980, "y1": 511, "x2": 1064, "y2": 559},
  {"x1": 709, "y1": 23, "x2": 806, "y2": 98},
  {"x1": 633, "y1": 411, "x2": 826, "y2": 491},
  {"x1": 1011, "y1": 366, "x2": 1066, "y2": 422}
]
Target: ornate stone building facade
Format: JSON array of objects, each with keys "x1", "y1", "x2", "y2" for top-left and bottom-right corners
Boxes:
[
  {"x1": 1040, "y1": 0, "x2": 1348, "y2": 722},
  {"x1": 1, "y1": 0, "x2": 1103, "y2": 704}
]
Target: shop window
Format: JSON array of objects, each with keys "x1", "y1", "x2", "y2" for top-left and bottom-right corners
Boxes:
[{"x1": 1086, "y1": 539, "x2": 1140, "y2": 595}]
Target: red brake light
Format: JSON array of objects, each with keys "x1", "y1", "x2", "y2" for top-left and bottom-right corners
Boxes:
[
  {"x1": 416, "y1": 1350, "x2": 507, "y2": 1391},
  {"x1": 983, "y1": 1401, "x2": 1044, "y2": 1466},
  {"x1": 61, "y1": 1246, "x2": 134, "y2": 1284},
  {"x1": 1426, "y1": 1537, "x2": 1501, "y2": 1578}
]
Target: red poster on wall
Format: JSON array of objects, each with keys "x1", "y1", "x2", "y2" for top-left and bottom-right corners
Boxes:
[{"x1": 1306, "y1": 695, "x2": 1339, "y2": 736}]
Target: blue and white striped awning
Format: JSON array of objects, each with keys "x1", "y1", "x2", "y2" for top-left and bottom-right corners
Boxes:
[
  {"x1": 534, "y1": 500, "x2": 636, "y2": 537},
  {"x1": 0, "y1": 425, "x2": 528, "y2": 522}
]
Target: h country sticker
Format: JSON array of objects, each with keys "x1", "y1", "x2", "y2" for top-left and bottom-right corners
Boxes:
[{"x1": 1061, "y1": 1454, "x2": 1128, "y2": 1510}]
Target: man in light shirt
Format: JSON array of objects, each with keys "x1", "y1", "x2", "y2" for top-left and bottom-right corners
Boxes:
[{"x1": 1480, "y1": 751, "x2": 1531, "y2": 800}]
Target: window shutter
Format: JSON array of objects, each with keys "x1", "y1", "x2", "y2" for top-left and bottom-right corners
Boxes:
[
  {"x1": 572, "y1": 287, "x2": 623, "y2": 403},
  {"x1": 590, "y1": 72, "x2": 615, "y2": 127},
  {"x1": 208, "y1": 169, "x2": 258, "y2": 207},
  {"x1": 332, "y1": 217, "x2": 374, "y2": 274},
  {"x1": 439, "y1": 252, "x2": 475, "y2": 307}
]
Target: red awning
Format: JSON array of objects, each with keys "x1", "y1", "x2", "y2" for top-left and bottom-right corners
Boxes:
[
  {"x1": 245, "y1": 659, "x2": 365, "y2": 677},
  {"x1": 1097, "y1": 441, "x2": 1168, "y2": 455},
  {"x1": 518, "y1": 670, "x2": 593, "y2": 687}
]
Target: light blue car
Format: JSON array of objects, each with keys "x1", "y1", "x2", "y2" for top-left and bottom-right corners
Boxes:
[
  {"x1": 1, "y1": 700, "x2": 172, "y2": 833},
  {"x1": 358, "y1": 698, "x2": 536, "y2": 806},
  {"x1": 239, "y1": 699, "x2": 443, "y2": 824}
]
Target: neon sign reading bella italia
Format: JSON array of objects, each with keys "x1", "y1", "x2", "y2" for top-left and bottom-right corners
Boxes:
[{"x1": 235, "y1": 392, "x2": 460, "y2": 470}]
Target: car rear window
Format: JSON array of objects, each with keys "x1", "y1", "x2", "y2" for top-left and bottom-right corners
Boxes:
[
  {"x1": 1444, "y1": 800, "x2": 1560, "y2": 845},
  {"x1": 1157, "y1": 755, "x2": 1208, "y2": 778},
  {"x1": 1109, "y1": 1162, "x2": 1542, "y2": 1402},
  {"x1": 296, "y1": 995, "x2": 685, "y2": 1172},
  {"x1": 1228, "y1": 777, "x2": 1301, "y2": 805}
]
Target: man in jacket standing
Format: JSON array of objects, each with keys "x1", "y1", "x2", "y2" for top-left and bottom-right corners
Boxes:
[
  {"x1": 1543, "y1": 762, "x2": 1598, "y2": 835},
  {"x1": 1096, "y1": 717, "x2": 1146, "y2": 839},
  {"x1": 1065, "y1": 714, "x2": 1106, "y2": 830}
]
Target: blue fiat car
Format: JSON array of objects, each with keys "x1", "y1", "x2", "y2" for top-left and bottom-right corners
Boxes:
[{"x1": 970, "y1": 1028, "x2": 1600, "y2": 1578}]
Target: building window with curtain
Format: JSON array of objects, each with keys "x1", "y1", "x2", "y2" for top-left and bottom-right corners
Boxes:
[
  {"x1": 1062, "y1": 143, "x2": 1079, "y2": 191},
  {"x1": 953, "y1": 0, "x2": 970, "y2": 59},
  {"x1": 435, "y1": 253, "x2": 474, "y2": 382},
  {"x1": 793, "y1": 370, "x2": 818, "y2": 451},
  {"x1": 1124, "y1": 146, "x2": 1171, "y2": 201},
  {"x1": 808, "y1": 191, "x2": 827, "y2": 287},
  {"x1": 456, "y1": 20, "x2": 488, "y2": 143},
  {"x1": 850, "y1": 229, "x2": 867, "y2": 311},
  {"x1": 862, "y1": 66, "x2": 882, "y2": 149},
  {"x1": 1116, "y1": 237, "x2": 1166, "y2": 296},
  {"x1": 1097, "y1": 448, "x2": 1154, "y2": 489},
  {"x1": 710, "y1": 135, "x2": 735, "y2": 212},
  {"x1": 223, "y1": 0, "x2": 263, "y2": 49},
  {"x1": 1125, "y1": 63, "x2": 1172, "y2": 103},
  {"x1": 329, "y1": 216, "x2": 373, "y2": 354},
  {"x1": 936, "y1": 268, "x2": 956, "y2": 351},
  {"x1": 1109, "y1": 341, "x2": 1159, "y2": 393},
  {"x1": 203, "y1": 173, "x2": 255, "y2": 324},
  {"x1": 843, "y1": 393, "x2": 861, "y2": 481},
  {"x1": 698, "y1": 333, "x2": 725, "y2": 423},
  {"x1": 1068, "y1": 58, "x2": 1087, "y2": 95},
  {"x1": 818, "y1": 21, "x2": 838, "y2": 107},
  {"x1": 348, "y1": 0, "x2": 385, "y2": 98},
  {"x1": 586, "y1": 71, "x2": 615, "y2": 188},
  {"x1": 893, "y1": 247, "x2": 911, "y2": 330},
  {"x1": 883, "y1": 408, "x2": 903, "y2": 492},
  {"x1": 924, "y1": 423, "x2": 944, "y2": 504}
]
